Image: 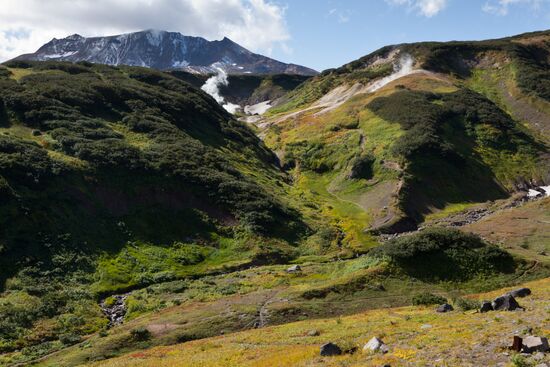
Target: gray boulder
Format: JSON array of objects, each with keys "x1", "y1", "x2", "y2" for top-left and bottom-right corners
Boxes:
[
  {"x1": 287, "y1": 265, "x2": 302, "y2": 273},
  {"x1": 492, "y1": 294, "x2": 521, "y2": 311},
  {"x1": 363, "y1": 337, "x2": 389, "y2": 354},
  {"x1": 508, "y1": 288, "x2": 531, "y2": 298},
  {"x1": 480, "y1": 301, "x2": 493, "y2": 313},
  {"x1": 436, "y1": 303, "x2": 454, "y2": 313},
  {"x1": 320, "y1": 342, "x2": 342, "y2": 356},
  {"x1": 522, "y1": 336, "x2": 550, "y2": 353}
]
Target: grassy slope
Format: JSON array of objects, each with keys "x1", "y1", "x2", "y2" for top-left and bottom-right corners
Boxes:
[
  {"x1": 259, "y1": 31, "x2": 550, "y2": 234},
  {"x1": 27, "y1": 226, "x2": 549, "y2": 366},
  {"x1": 0, "y1": 61, "x2": 316, "y2": 364},
  {"x1": 464, "y1": 197, "x2": 550, "y2": 261},
  {"x1": 85, "y1": 277, "x2": 550, "y2": 367},
  {"x1": 1, "y1": 31, "x2": 550, "y2": 367}
]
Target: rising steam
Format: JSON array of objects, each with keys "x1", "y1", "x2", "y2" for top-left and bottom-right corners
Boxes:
[
  {"x1": 367, "y1": 54, "x2": 415, "y2": 93},
  {"x1": 201, "y1": 68, "x2": 240, "y2": 114}
]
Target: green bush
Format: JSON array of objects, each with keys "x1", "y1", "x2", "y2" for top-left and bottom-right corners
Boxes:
[
  {"x1": 371, "y1": 227, "x2": 515, "y2": 280},
  {"x1": 454, "y1": 298, "x2": 480, "y2": 311},
  {"x1": 412, "y1": 292, "x2": 447, "y2": 306},
  {"x1": 59, "y1": 333, "x2": 81, "y2": 345},
  {"x1": 348, "y1": 154, "x2": 375, "y2": 179},
  {"x1": 130, "y1": 327, "x2": 151, "y2": 341}
]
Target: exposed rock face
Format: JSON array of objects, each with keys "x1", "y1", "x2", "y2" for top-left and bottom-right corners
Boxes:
[
  {"x1": 436, "y1": 303, "x2": 454, "y2": 313},
  {"x1": 492, "y1": 294, "x2": 521, "y2": 311},
  {"x1": 12, "y1": 30, "x2": 318, "y2": 76},
  {"x1": 320, "y1": 342, "x2": 342, "y2": 356}
]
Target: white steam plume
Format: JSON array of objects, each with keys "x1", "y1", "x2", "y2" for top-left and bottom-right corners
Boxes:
[
  {"x1": 367, "y1": 54, "x2": 415, "y2": 93},
  {"x1": 201, "y1": 68, "x2": 241, "y2": 114}
]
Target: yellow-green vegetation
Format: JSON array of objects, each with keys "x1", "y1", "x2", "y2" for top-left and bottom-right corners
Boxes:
[
  {"x1": 23, "y1": 228, "x2": 547, "y2": 367},
  {"x1": 424, "y1": 202, "x2": 480, "y2": 222},
  {"x1": 2, "y1": 30, "x2": 550, "y2": 367},
  {"x1": 107, "y1": 123, "x2": 152, "y2": 150},
  {"x1": 84, "y1": 277, "x2": 550, "y2": 367},
  {"x1": 6, "y1": 67, "x2": 34, "y2": 81}
]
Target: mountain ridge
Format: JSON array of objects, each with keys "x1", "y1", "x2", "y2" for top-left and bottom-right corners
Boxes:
[{"x1": 12, "y1": 29, "x2": 318, "y2": 76}]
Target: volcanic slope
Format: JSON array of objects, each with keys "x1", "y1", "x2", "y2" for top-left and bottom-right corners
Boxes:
[{"x1": 259, "y1": 30, "x2": 550, "y2": 235}]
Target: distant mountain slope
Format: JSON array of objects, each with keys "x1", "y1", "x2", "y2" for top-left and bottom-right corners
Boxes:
[
  {"x1": 12, "y1": 30, "x2": 318, "y2": 76},
  {"x1": 170, "y1": 71, "x2": 311, "y2": 106},
  {"x1": 260, "y1": 29, "x2": 550, "y2": 234}
]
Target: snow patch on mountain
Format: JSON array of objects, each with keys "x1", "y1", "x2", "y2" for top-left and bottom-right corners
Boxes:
[{"x1": 43, "y1": 51, "x2": 78, "y2": 59}]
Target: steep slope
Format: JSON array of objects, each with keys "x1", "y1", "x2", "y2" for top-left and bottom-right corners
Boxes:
[
  {"x1": 12, "y1": 30, "x2": 318, "y2": 76},
  {"x1": 259, "y1": 30, "x2": 550, "y2": 234},
  {"x1": 0, "y1": 60, "x2": 311, "y2": 361}
]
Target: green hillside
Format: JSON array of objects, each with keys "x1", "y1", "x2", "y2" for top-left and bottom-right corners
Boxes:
[
  {"x1": 0, "y1": 60, "x2": 312, "y2": 360},
  {"x1": 0, "y1": 30, "x2": 549, "y2": 367},
  {"x1": 261, "y1": 30, "x2": 550, "y2": 234}
]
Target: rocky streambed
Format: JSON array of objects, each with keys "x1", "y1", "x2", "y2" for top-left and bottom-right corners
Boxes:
[{"x1": 100, "y1": 294, "x2": 128, "y2": 327}]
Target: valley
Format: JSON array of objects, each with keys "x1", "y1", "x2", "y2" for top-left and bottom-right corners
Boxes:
[{"x1": 0, "y1": 29, "x2": 549, "y2": 367}]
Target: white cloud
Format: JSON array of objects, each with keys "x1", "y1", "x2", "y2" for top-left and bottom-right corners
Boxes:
[
  {"x1": 0, "y1": 0, "x2": 290, "y2": 62},
  {"x1": 482, "y1": 0, "x2": 547, "y2": 15},
  {"x1": 328, "y1": 8, "x2": 352, "y2": 23},
  {"x1": 385, "y1": 0, "x2": 449, "y2": 17}
]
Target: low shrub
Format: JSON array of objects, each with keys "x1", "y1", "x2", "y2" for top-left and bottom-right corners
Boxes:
[
  {"x1": 130, "y1": 327, "x2": 151, "y2": 341},
  {"x1": 412, "y1": 292, "x2": 447, "y2": 306},
  {"x1": 371, "y1": 227, "x2": 515, "y2": 281},
  {"x1": 454, "y1": 298, "x2": 480, "y2": 311}
]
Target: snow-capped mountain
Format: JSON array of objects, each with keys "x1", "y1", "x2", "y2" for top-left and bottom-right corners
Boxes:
[{"x1": 12, "y1": 30, "x2": 318, "y2": 76}]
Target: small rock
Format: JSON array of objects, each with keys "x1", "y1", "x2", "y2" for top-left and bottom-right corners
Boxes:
[
  {"x1": 480, "y1": 301, "x2": 493, "y2": 313},
  {"x1": 436, "y1": 303, "x2": 454, "y2": 313},
  {"x1": 511, "y1": 336, "x2": 523, "y2": 352},
  {"x1": 307, "y1": 330, "x2": 320, "y2": 337},
  {"x1": 492, "y1": 294, "x2": 521, "y2": 311},
  {"x1": 508, "y1": 288, "x2": 531, "y2": 298},
  {"x1": 533, "y1": 352, "x2": 545, "y2": 361},
  {"x1": 320, "y1": 342, "x2": 342, "y2": 356},
  {"x1": 421, "y1": 324, "x2": 432, "y2": 330},
  {"x1": 522, "y1": 336, "x2": 550, "y2": 353},
  {"x1": 535, "y1": 364, "x2": 549, "y2": 367},
  {"x1": 363, "y1": 337, "x2": 389, "y2": 353},
  {"x1": 286, "y1": 265, "x2": 302, "y2": 273}
]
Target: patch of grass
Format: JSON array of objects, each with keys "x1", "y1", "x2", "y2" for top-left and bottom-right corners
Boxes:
[{"x1": 80, "y1": 277, "x2": 550, "y2": 367}]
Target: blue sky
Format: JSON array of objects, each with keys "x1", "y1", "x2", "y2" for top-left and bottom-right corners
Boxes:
[
  {"x1": 0, "y1": 0, "x2": 549, "y2": 71},
  {"x1": 276, "y1": 0, "x2": 550, "y2": 71}
]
